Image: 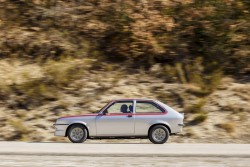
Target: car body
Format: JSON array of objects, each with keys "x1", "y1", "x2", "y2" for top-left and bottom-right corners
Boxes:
[{"x1": 53, "y1": 99, "x2": 184, "y2": 144}]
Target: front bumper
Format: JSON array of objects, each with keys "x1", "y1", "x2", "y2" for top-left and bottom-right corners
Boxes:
[{"x1": 53, "y1": 124, "x2": 69, "y2": 136}]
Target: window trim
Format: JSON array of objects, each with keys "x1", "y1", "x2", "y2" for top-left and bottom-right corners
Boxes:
[
  {"x1": 99, "y1": 99, "x2": 168, "y2": 116},
  {"x1": 100, "y1": 100, "x2": 135, "y2": 115}
]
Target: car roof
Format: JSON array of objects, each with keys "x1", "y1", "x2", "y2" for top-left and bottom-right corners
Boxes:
[{"x1": 114, "y1": 98, "x2": 156, "y2": 101}]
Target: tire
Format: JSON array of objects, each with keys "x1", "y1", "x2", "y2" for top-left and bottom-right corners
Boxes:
[
  {"x1": 67, "y1": 124, "x2": 88, "y2": 143},
  {"x1": 149, "y1": 125, "x2": 169, "y2": 144}
]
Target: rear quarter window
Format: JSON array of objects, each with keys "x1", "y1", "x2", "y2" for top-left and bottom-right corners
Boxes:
[{"x1": 136, "y1": 101, "x2": 165, "y2": 113}]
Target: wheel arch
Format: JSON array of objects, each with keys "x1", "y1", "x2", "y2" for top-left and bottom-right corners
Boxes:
[
  {"x1": 148, "y1": 123, "x2": 171, "y2": 136},
  {"x1": 65, "y1": 122, "x2": 89, "y2": 138}
]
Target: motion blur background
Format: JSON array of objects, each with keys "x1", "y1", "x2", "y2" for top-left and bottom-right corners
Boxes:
[{"x1": 0, "y1": 0, "x2": 249, "y2": 143}]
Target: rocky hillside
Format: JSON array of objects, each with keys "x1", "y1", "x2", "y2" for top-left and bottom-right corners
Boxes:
[
  {"x1": 0, "y1": 0, "x2": 249, "y2": 143},
  {"x1": 0, "y1": 59, "x2": 249, "y2": 143}
]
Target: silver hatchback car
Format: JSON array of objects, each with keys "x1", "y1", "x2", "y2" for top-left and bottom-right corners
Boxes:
[{"x1": 53, "y1": 99, "x2": 184, "y2": 144}]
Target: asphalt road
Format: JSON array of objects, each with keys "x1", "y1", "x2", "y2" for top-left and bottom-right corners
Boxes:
[
  {"x1": 0, "y1": 142, "x2": 249, "y2": 167},
  {"x1": 1, "y1": 142, "x2": 249, "y2": 157}
]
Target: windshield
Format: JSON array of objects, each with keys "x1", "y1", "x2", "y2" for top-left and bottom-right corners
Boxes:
[{"x1": 97, "y1": 101, "x2": 113, "y2": 114}]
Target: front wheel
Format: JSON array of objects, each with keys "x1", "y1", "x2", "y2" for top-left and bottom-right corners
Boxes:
[
  {"x1": 149, "y1": 125, "x2": 169, "y2": 144},
  {"x1": 67, "y1": 124, "x2": 87, "y2": 143}
]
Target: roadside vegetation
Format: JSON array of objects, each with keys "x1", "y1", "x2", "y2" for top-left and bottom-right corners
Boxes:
[{"x1": 0, "y1": 0, "x2": 249, "y2": 142}]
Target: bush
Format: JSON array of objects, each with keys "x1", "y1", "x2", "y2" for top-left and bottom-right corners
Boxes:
[{"x1": 191, "y1": 114, "x2": 208, "y2": 125}]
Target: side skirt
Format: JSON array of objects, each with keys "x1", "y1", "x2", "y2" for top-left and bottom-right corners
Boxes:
[
  {"x1": 89, "y1": 133, "x2": 177, "y2": 139},
  {"x1": 89, "y1": 136, "x2": 148, "y2": 140}
]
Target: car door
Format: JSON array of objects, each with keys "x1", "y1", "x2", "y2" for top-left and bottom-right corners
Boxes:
[{"x1": 95, "y1": 100, "x2": 135, "y2": 136}]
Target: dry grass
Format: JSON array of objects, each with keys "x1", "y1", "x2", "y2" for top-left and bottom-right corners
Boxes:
[
  {"x1": 184, "y1": 129, "x2": 196, "y2": 137},
  {"x1": 8, "y1": 119, "x2": 29, "y2": 134},
  {"x1": 164, "y1": 64, "x2": 178, "y2": 82},
  {"x1": 17, "y1": 80, "x2": 58, "y2": 99},
  {"x1": 186, "y1": 85, "x2": 211, "y2": 97},
  {"x1": 216, "y1": 122, "x2": 235, "y2": 133},
  {"x1": 15, "y1": 110, "x2": 27, "y2": 119},
  {"x1": 44, "y1": 58, "x2": 85, "y2": 87},
  {"x1": 0, "y1": 58, "x2": 97, "y2": 108},
  {"x1": 185, "y1": 99, "x2": 206, "y2": 113},
  {"x1": 191, "y1": 114, "x2": 208, "y2": 124},
  {"x1": 8, "y1": 119, "x2": 30, "y2": 140}
]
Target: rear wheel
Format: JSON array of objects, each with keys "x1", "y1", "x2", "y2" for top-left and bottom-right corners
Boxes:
[
  {"x1": 149, "y1": 125, "x2": 169, "y2": 144},
  {"x1": 67, "y1": 124, "x2": 87, "y2": 143}
]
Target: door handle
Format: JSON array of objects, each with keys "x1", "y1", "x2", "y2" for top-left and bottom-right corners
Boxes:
[{"x1": 127, "y1": 115, "x2": 133, "y2": 117}]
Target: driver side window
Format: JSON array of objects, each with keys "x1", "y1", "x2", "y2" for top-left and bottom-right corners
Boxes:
[{"x1": 106, "y1": 101, "x2": 133, "y2": 114}]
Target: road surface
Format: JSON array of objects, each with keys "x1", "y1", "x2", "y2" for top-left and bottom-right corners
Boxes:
[{"x1": 0, "y1": 142, "x2": 249, "y2": 167}]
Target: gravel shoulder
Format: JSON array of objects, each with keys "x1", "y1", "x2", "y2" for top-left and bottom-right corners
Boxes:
[{"x1": 1, "y1": 155, "x2": 250, "y2": 167}]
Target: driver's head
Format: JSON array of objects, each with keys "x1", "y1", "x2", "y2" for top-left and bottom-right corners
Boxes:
[{"x1": 120, "y1": 104, "x2": 128, "y2": 113}]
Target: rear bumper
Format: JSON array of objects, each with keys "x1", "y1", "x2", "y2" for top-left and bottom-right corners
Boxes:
[
  {"x1": 53, "y1": 124, "x2": 69, "y2": 137},
  {"x1": 178, "y1": 123, "x2": 185, "y2": 127}
]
